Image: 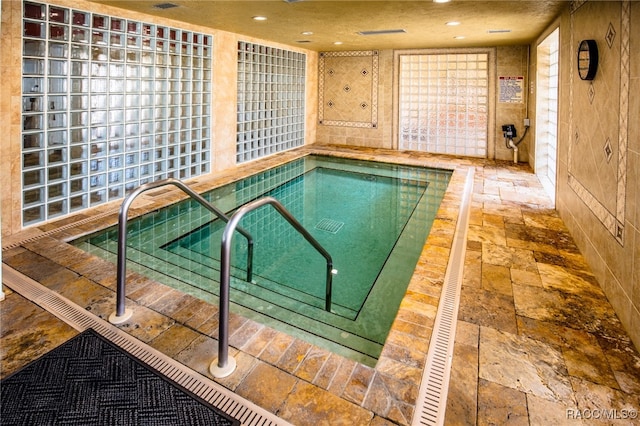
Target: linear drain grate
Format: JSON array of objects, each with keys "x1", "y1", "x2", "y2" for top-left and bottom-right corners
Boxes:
[
  {"x1": 315, "y1": 218, "x2": 344, "y2": 234},
  {"x1": 1, "y1": 207, "x2": 119, "y2": 250},
  {"x1": 2, "y1": 264, "x2": 292, "y2": 426},
  {"x1": 412, "y1": 167, "x2": 474, "y2": 426}
]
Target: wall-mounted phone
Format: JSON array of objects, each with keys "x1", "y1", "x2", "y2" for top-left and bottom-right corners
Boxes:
[{"x1": 502, "y1": 124, "x2": 517, "y2": 139}]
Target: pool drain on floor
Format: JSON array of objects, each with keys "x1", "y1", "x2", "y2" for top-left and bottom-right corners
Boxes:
[{"x1": 315, "y1": 218, "x2": 344, "y2": 234}]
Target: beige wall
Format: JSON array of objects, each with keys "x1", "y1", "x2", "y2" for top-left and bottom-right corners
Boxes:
[
  {"x1": 0, "y1": 0, "x2": 316, "y2": 236},
  {"x1": 1, "y1": 1, "x2": 22, "y2": 237},
  {"x1": 495, "y1": 45, "x2": 530, "y2": 163},
  {"x1": 315, "y1": 46, "x2": 530, "y2": 162},
  {"x1": 543, "y1": 1, "x2": 639, "y2": 349}
]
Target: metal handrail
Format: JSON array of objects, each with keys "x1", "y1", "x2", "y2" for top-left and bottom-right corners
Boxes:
[
  {"x1": 110, "y1": 178, "x2": 254, "y2": 323},
  {"x1": 211, "y1": 196, "x2": 335, "y2": 377}
]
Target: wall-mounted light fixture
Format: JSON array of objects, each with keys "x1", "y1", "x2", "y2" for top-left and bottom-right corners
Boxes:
[{"x1": 577, "y1": 39, "x2": 598, "y2": 80}]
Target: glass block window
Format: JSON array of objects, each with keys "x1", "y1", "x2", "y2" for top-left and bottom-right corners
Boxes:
[
  {"x1": 398, "y1": 53, "x2": 489, "y2": 157},
  {"x1": 236, "y1": 42, "x2": 306, "y2": 163},
  {"x1": 535, "y1": 29, "x2": 559, "y2": 204},
  {"x1": 21, "y1": 1, "x2": 213, "y2": 226}
]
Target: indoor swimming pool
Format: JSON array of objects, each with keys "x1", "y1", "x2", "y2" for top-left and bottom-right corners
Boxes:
[{"x1": 73, "y1": 155, "x2": 451, "y2": 364}]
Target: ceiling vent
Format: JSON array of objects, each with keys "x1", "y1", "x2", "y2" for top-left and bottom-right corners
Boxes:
[
  {"x1": 357, "y1": 29, "x2": 406, "y2": 36},
  {"x1": 487, "y1": 29, "x2": 512, "y2": 34},
  {"x1": 283, "y1": 0, "x2": 305, "y2": 3},
  {"x1": 153, "y1": 3, "x2": 179, "y2": 10}
]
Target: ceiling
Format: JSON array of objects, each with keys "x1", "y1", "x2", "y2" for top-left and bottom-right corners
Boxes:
[{"x1": 89, "y1": 0, "x2": 568, "y2": 51}]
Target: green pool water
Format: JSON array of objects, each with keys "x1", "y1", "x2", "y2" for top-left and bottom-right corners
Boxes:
[{"x1": 74, "y1": 155, "x2": 451, "y2": 365}]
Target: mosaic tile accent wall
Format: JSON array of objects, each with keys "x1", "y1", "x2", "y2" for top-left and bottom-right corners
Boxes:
[
  {"x1": 318, "y1": 50, "x2": 379, "y2": 128},
  {"x1": 568, "y1": 0, "x2": 630, "y2": 245}
]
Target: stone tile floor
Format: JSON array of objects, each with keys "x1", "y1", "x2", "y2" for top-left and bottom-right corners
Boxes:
[{"x1": 2, "y1": 146, "x2": 639, "y2": 425}]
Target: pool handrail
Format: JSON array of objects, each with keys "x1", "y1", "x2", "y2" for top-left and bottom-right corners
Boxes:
[
  {"x1": 211, "y1": 196, "x2": 335, "y2": 378},
  {"x1": 109, "y1": 178, "x2": 255, "y2": 324}
]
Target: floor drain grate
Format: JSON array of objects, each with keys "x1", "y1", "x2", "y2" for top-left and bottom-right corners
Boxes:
[
  {"x1": 412, "y1": 167, "x2": 474, "y2": 426},
  {"x1": 315, "y1": 218, "x2": 344, "y2": 234}
]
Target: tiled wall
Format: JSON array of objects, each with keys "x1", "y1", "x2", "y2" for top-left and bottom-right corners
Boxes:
[
  {"x1": 315, "y1": 46, "x2": 529, "y2": 161},
  {"x1": 316, "y1": 49, "x2": 392, "y2": 149},
  {"x1": 553, "y1": 0, "x2": 639, "y2": 349},
  {"x1": 318, "y1": 50, "x2": 379, "y2": 129}
]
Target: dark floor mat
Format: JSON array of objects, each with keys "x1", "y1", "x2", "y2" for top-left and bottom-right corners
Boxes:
[{"x1": 1, "y1": 328, "x2": 239, "y2": 426}]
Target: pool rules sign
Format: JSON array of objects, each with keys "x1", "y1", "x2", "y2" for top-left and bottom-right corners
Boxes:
[{"x1": 499, "y1": 76, "x2": 524, "y2": 103}]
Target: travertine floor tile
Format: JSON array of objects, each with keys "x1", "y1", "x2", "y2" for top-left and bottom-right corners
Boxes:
[
  {"x1": 537, "y1": 262, "x2": 605, "y2": 298},
  {"x1": 513, "y1": 283, "x2": 627, "y2": 340},
  {"x1": 468, "y1": 223, "x2": 507, "y2": 246},
  {"x1": 560, "y1": 327, "x2": 619, "y2": 389},
  {"x1": 477, "y1": 379, "x2": 529, "y2": 426},
  {"x1": 526, "y1": 393, "x2": 581, "y2": 426},
  {"x1": 482, "y1": 263, "x2": 513, "y2": 296},
  {"x1": 236, "y1": 362, "x2": 298, "y2": 413},
  {"x1": 516, "y1": 315, "x2": 571, "y2": 349},
  {"x1": 444, "y1": 321, "x2": 479, "y2": 426},
  {"x1": 460, "y1": 286, "x2": 518, "y2": 334},
  {"x1": 279, "y1": 381, "x2": 374, "y2": 426},
  {"x1": 3, "y1": 148, "x2": 639, "y2": 425},
  {"x1": 510, "y1": 268, "x2": 543, "y2": 288},
  {"x1": 362, "y1": 371, "x2": 417, "y2": 421},
  {"x1": 479, "y1": 327, "x2": 573, "y2": 402},
  {"x1": 597, "y1": 335, "x2": 640, "y2": 395},
  {"x1": 0, "y1": 293, "x2": 78, "y2": 379},
  {"x1": 522, "y1": 211, "x2": 566, "y2": 231},
  {"x1": 570, "y1": 377, "x2": 640, "y2": 425},
  {"x1": 149, "y1": 323, "x2": 202, "y2": 358}
]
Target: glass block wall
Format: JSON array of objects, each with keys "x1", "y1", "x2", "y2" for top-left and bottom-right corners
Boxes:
[
  {"x1": 535, "y1": 29, "x2": 559, "y2": 203},
  {"x1": 398, "y1": 53, "x2": 489, "y2": 157},
  {"x1": 236, "y1": 42, "x2": 306, "y2": 163},
  {"x1": 21, "y1": 1, "x2": 212, "y2": 226}
]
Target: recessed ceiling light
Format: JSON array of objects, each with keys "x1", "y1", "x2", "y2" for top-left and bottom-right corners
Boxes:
[
  {"x1": 252, "y1": 16, "x2": 267, "y2": 21},
  {"x1": 333, "y1": 41, "x2": 343, "y2": 45},
  {"x1": 301, "y1": 31, "x2": 314, "y2": 35},
  {"x1": 433, "y1": 0, "x2": 451, "y2": 3},
  {"x1": 446, "y1": 21, "x2": 460, "y2": 26},
  {"x1": 454, "y1": 35, "x2": 465, "y2": 40}
]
